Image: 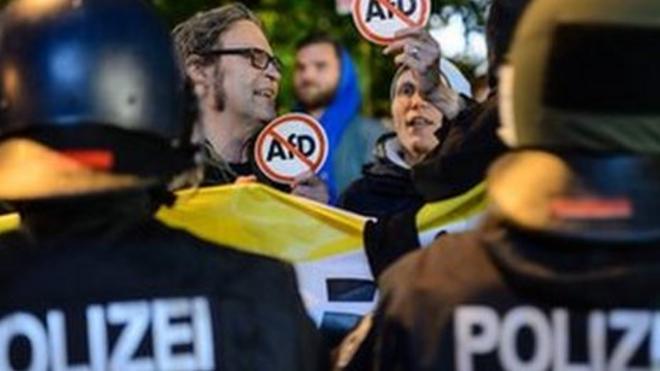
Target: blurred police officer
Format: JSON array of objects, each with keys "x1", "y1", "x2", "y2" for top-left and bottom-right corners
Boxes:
[
  {"x1": 344, "y1": 0, "x2": 660, "y2": 369},
  {"x1": 0, "y1": 0, "x2": 324, "y2": 369}
]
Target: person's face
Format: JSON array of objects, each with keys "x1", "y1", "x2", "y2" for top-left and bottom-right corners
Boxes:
[
  {"x1": 293, "y1": 42, "x2": 340, "y2": 110},
  {"x1": 214, "y1": 20, "x2": 281, "y2": 127},
  {"x1": 391, "y1": 70, "x2": 444, "y2": 161}
]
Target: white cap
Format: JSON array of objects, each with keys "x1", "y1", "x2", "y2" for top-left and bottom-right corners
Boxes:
[{"x1": 440, "y1": 58, "x2": 472, "y2": 98}]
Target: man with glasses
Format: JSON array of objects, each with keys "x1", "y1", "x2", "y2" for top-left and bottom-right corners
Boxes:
[{"x1": 174, "y1": 4, "x2": 328, "y2": 202}]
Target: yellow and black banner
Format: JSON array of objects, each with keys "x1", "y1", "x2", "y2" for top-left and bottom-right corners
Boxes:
[
  {"x1": 158, "y1": 183, "x2": 487, "y2": 327},
  {"x1": 0, "y1": 183, "x2": 487, "y2": 329}
]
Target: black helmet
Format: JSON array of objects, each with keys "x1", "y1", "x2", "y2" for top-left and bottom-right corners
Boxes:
[
  {"x1": 491, "y1": 0, "x2": 660, "y2": 241},
  {"x1": 498, "y1": 0, "x2": 660, "y2": 153},
  {"x1": 0, "y1": 0, "x2": 194, "y2": 179}
]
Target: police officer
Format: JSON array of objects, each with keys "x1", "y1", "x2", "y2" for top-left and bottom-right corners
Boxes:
[
  {"x1": 0, "y1": 0, "x2": 325, "y2": 370},
  {"x1": 342, "y1": 0, "x2": 660, "y2": 369}
]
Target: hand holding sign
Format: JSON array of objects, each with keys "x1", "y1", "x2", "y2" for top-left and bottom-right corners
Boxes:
[
  {"x1": 384, "y1": 27, "x2": 463, "y2": 120},
  {"x1": 384, "y1": 27, "x2": 442, "y2": 93},
  {"x1": 352, "y1": 0, "x2": 430, "y2": 45},
  {"x1": 291, "y1": 171, "x2": 330, "y2": 204}
]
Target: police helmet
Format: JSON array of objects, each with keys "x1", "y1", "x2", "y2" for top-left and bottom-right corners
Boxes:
[
  {"x1": 0, "y1": 0, "x2": 194, "y2": 183},
  {"x1": 499, "y1": 0, "x2": 660, "y2": 152},
  {"x1": 490, "y1": 0, "x2": 660, "y2": 241}
]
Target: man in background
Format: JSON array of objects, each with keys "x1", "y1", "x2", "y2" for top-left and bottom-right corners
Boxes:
[{"x1": 293, "y1": 34, "x2": 385, "y2": 203}]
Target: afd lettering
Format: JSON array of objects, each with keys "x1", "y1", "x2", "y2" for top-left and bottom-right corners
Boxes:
[
  {"x1": 366, "y1": 0, "x2": 417, "y2": 22},
  {"x1": 0, "y1": 297, "x2": 214, "y2": 371},
  {"x1": 455, "y1": 306, "x2": 660, "y2": 371},
  {"x1": 266, "y1": 134, "x2": 316, "y2": 162}
]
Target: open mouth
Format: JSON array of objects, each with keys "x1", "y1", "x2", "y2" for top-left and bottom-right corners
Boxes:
[
  {"x1": 406, "y1": 116, "x2": 435, "y2": 129},
  {"x1": 254, "y1": 88, "x2": 275, "y2": 99}
]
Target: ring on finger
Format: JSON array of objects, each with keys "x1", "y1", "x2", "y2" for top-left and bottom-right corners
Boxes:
[{"x1": 410, "y1": 46, "x2": 420, "y2": 59}]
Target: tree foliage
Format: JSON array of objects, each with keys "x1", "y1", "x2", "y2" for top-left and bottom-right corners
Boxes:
[
  {"x1": 154, "y1": 0, "x2": 486, "y2": 117},
  {"x1": 0, "y1": 0, "x2": 487, "y2": 116}
]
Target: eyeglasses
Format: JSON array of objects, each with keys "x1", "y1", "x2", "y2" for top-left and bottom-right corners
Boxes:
[{"x1": 201, "y1": 47, "x2": 283, "y2": 74}]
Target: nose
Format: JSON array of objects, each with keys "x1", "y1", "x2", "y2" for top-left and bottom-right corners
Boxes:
[
  {"x1": 410, "y1": 92, "x2": 427, "y2": 110},
  {"x1": 300, "y1": 66, "x2": 315, "y2": 82},
  {"x1": 265, "y1": 61, "x2": 281, "y2": 83}
]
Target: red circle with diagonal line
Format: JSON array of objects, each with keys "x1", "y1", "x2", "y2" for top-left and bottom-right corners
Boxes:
[
  {"x1": 254, "y1": 113, "x2": 328, "y2": 184},
  {"x1": 352, "y1": 0, "x2": 430, "y2": 45}
]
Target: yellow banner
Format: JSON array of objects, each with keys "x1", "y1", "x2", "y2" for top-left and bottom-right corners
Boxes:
[
  {"x1": 416, "y1": 182, "x2": 487, "y2": 231},
  {"x1": 0, "y1": 213, "x2": 19, "y2": 232},
  {"x1": 0, "y1": 183, "x2": 487, "y2": 254},
  {"x1": 0, "y1": 183, "x2": 487, "y2": 327},
  {"x1": 157, "y1": 184, "x2": 368, "y2": 263}
]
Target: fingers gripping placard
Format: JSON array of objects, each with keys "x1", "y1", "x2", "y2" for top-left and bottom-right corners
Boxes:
[
  {"x1": 255, "y1": 114, "x2": 329, "y2": 184},
  {"x1": 352, "y1": 0, "x2": 431, "y2": 45}
]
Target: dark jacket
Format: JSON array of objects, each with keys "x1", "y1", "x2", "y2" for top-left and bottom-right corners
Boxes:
[
  {"x1": 200, "y1": 140, "x2": 256, "y2": 187},
  {"x1": 338, "y1": 133, "x2": 425, "y2": 218},
  {"x1": 200, "y1": 139, "x2": 290, "y2": 193},
  {"x1": 0, "y1": 189, "x2": 326, "y2": 371},
  {"x1": 413, "y1": 95, "x2": 506, "y2": 202},
  {"x1": 348, "y1": 215, "x2": 660, "y2": 370}
]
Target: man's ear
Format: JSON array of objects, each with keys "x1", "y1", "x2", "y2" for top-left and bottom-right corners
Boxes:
[{"x1": 185, "y1": 55, "x2": 211, "y2": 97}]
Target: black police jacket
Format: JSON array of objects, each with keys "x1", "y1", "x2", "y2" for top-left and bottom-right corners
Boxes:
[
  {"x1": 0, "y1": 189, "x2": 326, "y2": 371},
  {"x1": 347, "y1": 216, "x2": 660, "y2": 370}
]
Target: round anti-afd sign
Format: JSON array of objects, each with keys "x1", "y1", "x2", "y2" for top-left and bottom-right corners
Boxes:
[
  {"x1": 255, "y1": 113, "x2": 329, "y2": 184},
  {"x1": 352, "y1": 0, "x2": 431, "y2": 45}
]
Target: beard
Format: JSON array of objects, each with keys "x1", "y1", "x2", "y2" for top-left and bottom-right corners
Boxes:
[
  {"x1": 212, "y1": 65, "x2": 276, "y2": 126},
  {"x1": 294, "y1": 82, "x2": 337, "y2": 111}
]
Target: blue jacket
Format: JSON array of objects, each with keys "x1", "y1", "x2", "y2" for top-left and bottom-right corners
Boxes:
[{"x1": 296, "y1": 50, "x2": 384, "y2": 204}]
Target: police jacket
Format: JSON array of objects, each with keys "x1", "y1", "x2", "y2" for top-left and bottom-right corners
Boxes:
[
  {"x1": 0, "y1": 188, "x2": 326, "y2": 371},
  {"x1": 345, "y1": 214, "x2": 660, "y2": 370},
  {"x1": 339, "y1": 133, "x2": 425, "y2": 218}
]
